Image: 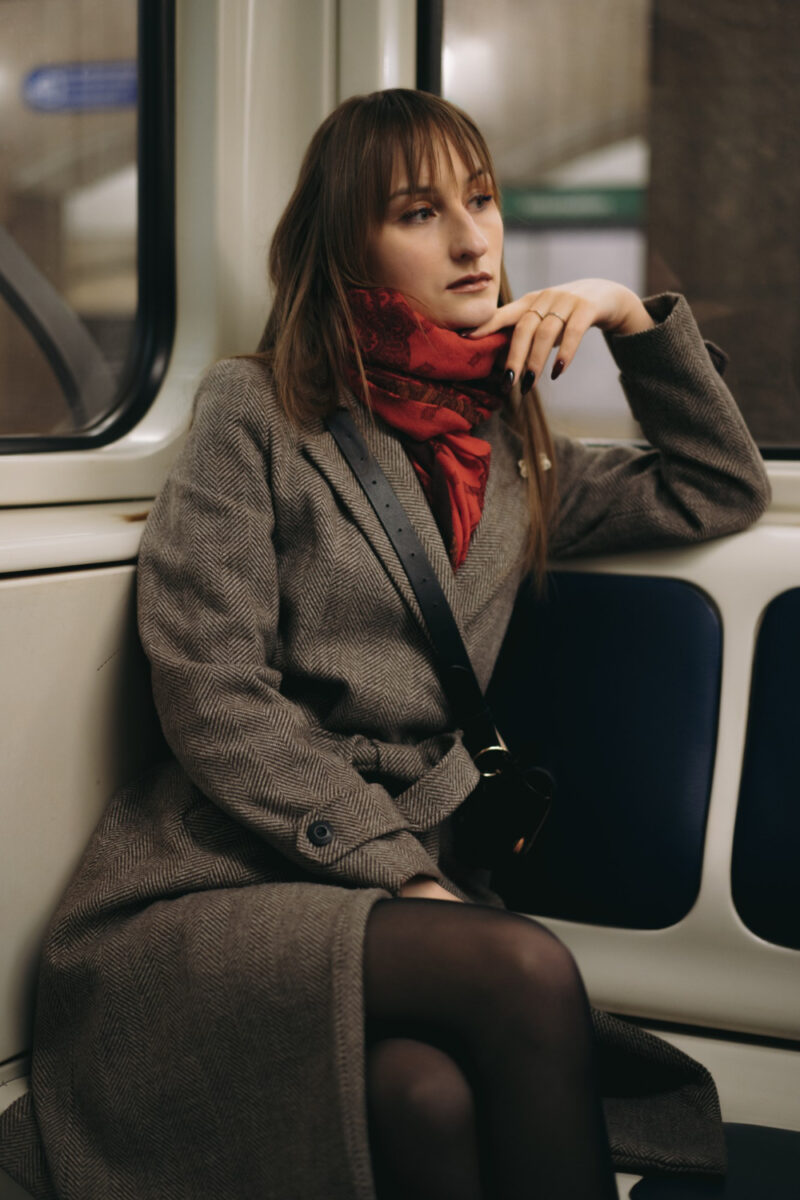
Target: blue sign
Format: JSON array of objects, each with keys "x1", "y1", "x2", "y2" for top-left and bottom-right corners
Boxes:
[{"x1": 23, "y1": 61, "x2": 137, "y2": 113}]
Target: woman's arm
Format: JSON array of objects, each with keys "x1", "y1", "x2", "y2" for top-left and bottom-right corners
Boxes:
[
  {"x1": 138, "y1": 362, "x2": 450, "y2": 895},
  {"x1": 549, "y1": 292, "x2": 771, "y2": 558},
  {"x1": 467, "y1": 281, "x2": 769, "y2": 557}
]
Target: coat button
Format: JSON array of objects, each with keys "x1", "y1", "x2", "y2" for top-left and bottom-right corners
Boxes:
[{"x1": 307, "y1": 820, "x2": 334, "y2": 846}]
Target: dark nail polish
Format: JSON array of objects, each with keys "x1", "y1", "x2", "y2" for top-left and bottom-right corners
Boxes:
[
  {"x1": 551, "y1": 359, "x2": 565, "y2": 381},
  {"x1": 458, "y1": 329, "x2": 472, "y2": 338},
  {"x1": 521, "y1": 370, "x2": 535, "y2": 394},
  {"x1": 502, "y1": 368, "x2": 515, "y2": 392}
]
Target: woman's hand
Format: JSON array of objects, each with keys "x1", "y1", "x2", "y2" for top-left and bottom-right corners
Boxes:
[
  {"x1": 466, "y1": 278, "x2": 655, "y2": 391},
  {"x1": 398, "y1": 875, "x2": 464, "y2": 902}
]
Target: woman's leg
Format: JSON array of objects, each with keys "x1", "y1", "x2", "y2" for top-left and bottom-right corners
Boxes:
[
  {"x1": 363, "y1": 898, "x2": 617, "y2": 1200},
  {"x1": 365, "y1": 1031, "x2": 485, "y2": 1200}
]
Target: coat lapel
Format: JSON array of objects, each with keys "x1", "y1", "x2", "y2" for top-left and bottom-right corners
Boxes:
[
  {"x1": 452, "y1": 411, "x2": 530, "y2": 628},
  {"x1": 300, "y1": 403, "x2": 454, "y2": 645},
  {"x1": 300, "y1": 401, "x2": 529, "y2": 645}
]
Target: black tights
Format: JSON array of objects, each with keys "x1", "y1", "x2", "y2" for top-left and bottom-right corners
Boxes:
[{"x1": 363, "y1": 898, "x2": 617, "y2": 1200}]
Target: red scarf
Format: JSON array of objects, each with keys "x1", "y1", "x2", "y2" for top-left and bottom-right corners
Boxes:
[{"x1": 345, "y1": 287, "x2": 511, "y2": 569}]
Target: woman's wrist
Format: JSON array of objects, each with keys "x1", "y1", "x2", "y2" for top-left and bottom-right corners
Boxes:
[
  {"x1": 398, "y1": 875, "x2": 463, "y2": 902},
  {"x1": 607, "y1": 290, "x2": 656, "y2": 337}
]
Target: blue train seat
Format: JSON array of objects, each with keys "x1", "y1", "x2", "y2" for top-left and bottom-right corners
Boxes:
[
  {"x1": 488, "y1": 571, "x2": 721, "y2": 928},
  {"x1": 731, "y1": 588, "x2": 800, "y2": 951}
]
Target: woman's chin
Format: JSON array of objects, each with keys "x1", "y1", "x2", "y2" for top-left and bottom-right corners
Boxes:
[{"x1": 438, "y1": 297, "x2": 499, "y2": 332}]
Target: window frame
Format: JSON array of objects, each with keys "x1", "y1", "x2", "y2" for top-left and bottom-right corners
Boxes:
[{"x1": 0, "y1": 0, "x2": 176, "y2": 455}]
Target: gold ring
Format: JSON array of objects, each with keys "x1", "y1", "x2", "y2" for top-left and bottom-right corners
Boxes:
[
  {"x1": 546, "y1": 310, "x2": 567, "y2": 323},
  {"x1": 530, "y1": 308, "x2": 546, "y2": 320}
]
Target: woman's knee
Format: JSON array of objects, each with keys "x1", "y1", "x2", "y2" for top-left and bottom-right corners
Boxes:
[
  {"x1": 362, "y1": 896, "x2": 587, "y2": 1042},
  {"x1": 475, "y1": 914, "x2": 589, "y2": 1031},
  {"x1": 366, "y1": 1036, "x2": 477, "y2": 1146}
]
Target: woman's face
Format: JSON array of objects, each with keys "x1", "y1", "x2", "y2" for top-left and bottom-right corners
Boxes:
[{"x1": 367, "y1": 140, "x2": 504, "y2": 330}]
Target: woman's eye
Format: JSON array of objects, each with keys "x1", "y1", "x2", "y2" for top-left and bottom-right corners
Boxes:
[
  {"x1": 470, "y1": 193, "x2": 495, "y2": 211},
  {"x1": 401, "y1": 205, "x2": 436, "y2": 224}
]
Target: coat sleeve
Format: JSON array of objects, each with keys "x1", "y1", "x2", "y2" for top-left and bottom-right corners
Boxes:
[
  {"x1": 137, "y1": 361, "x2": 447, "y2": 894},
  {"x1": 549, "y1": 292, "x2": 771, "y2": 559}
]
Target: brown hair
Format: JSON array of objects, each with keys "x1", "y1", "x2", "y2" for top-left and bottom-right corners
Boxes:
[{"x1": 255, "y1": 88, "x2": 556, "y2": 582}]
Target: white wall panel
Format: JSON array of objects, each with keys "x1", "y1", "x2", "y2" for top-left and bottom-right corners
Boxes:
[
  {"x1": 338, "y1": 0, "x2": 417, "y2": 98},
  {"x1": 0, "y1": 565, "x2": 164, "y2": 1061}
]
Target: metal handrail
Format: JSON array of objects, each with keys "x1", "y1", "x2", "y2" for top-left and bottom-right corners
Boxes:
[{"x1": 0, "y1": 224, "x2": 116, "y2": 430}]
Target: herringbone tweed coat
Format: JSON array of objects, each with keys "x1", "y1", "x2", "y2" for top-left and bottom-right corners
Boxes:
[{"x1": 0, "y1": 295, "x2": 771, "y2": 1199}]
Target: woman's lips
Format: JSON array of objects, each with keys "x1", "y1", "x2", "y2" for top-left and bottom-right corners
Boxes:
[{"x1": 446, "y1": 274, "x2": 492, "y2": 293}]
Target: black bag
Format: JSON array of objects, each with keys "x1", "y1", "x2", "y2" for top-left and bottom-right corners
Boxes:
[
  {"x1": 326, "y1": 410, "x2": 555, "y2": 870},
  {"x1": 451, "y1": 746, "x2": 554, "y2": 869}
]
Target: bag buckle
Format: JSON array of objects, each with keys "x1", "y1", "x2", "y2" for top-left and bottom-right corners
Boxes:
[{"x1": 473, "y1": 744, "x2": 508, "y2": 777}]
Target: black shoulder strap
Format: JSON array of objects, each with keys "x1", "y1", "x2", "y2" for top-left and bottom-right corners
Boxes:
[{"x1": 326, "y1": 408, "x2": 498, "y2": 756}]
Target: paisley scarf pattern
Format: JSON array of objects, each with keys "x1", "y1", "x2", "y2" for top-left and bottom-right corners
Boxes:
[{"x1": 345, "y1": 287, "x2": 511, "y2": 569}]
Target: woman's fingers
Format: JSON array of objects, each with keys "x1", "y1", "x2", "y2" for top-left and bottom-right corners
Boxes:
[
  {"x1": 467, "y1": 296, "x2": 532, "y2": 339},
  {"x1": 548, "y1": 303, "x2": 594, "y2": 381},
  {"x1": 503, "y1": 307, "x2": 549, "y2": 388},
  {"x1": 505, "y1": 292, "x2": 582, "y2": 390},
  {"x1": 469, "y1": 289, "x2": 597, "y2": 392},
  {"x1": 468, "y1": 281, "x2": 643, "y2": 392}
]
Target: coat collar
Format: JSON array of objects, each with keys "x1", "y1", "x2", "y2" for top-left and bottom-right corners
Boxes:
[{"x1": 300, "y1": 395, "x2": 528, "y2": 650}]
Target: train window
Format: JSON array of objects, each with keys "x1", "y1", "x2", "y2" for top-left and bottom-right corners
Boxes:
[
  {"x1": 440, "y1": 0, "x2": 798, "y2": 455},
  {"x1": 0, "y1": 0, "x2": 174, "y2": 452}
]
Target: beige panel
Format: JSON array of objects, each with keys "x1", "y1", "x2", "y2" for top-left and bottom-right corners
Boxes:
[
  {"x1": 651, "y1": 1029, "x2": 800, "y2": 1132},
  {"x1": 0, "y1": 566, "x2": 164, "y2": 1062},
  {"x1": 214, "y1": 0, "x2": 338, "y2": 353},
  {"x1": 0, "y1": 501, "x2": 148, "y2": 574},
  {"x1": 338, "y1": 0, "x2": 417, "y2": 99}
]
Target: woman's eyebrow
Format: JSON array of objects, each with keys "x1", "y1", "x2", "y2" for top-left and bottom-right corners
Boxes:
[
  {"x1": 388, "y1": 185, "x2": 433, "y2": 201},
  {"x1": 388, "y1": 171, "x2": 487, "y2": 203}
]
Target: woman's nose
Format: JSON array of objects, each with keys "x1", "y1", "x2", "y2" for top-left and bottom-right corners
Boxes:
[{"x1": 450, "y1": 210, "x2": 489, "y2": 261}]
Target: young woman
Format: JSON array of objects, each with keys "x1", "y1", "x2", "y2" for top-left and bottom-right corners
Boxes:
[{"x1": 0, "y1": 90, "x2": 769, "y2": 1200}]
